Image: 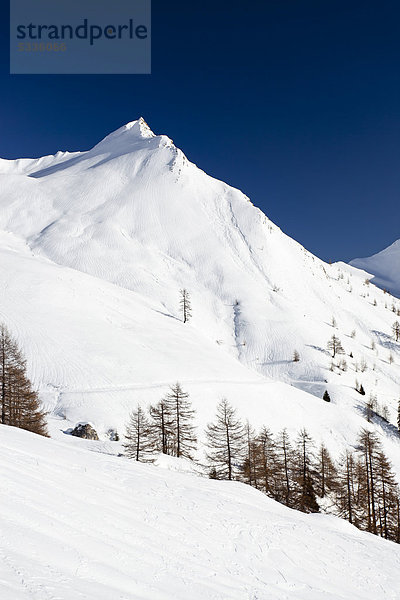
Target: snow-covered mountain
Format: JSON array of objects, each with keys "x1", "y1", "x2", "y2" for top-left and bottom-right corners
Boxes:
[
  {"x1": 0, "y1": 117, "x2": 400, "y2": 469},
  {"x1": 1, "y1": 424, "x2": 400, "y2": 600},
  {"x1": 2, "y1": 117, "x2": 400, "y2": 598},
  {"x1": 350, "y1": 240, "x2": 400, "y2": 298}
]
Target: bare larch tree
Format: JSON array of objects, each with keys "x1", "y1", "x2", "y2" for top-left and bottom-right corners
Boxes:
[
  {"x1": 164, "y1": 382, "x2": 197, "y2": 459},
  {"x1": 179, "y1": 289, "x2": 192, "y2": 323},
  {"x1": 205, "y1": 398, "x2": 245, "y2": 480},
  {"x1": 124, "y1": 404, "x2": 154, "y2": 462}
]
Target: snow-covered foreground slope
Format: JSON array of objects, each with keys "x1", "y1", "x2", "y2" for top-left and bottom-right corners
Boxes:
[
  {"x1": 350, "y1": 240, "x2": 400, "y2": 298},
  {"x1": 1, "y1": 424, "x2": 400, "y2": 600},
  {"x1": 1, "y1": 118, "x2": 400, "y2": 467}
]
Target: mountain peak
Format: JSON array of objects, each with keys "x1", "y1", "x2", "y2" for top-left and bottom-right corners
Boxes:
[
  {"x1": 120, "y1": 117, "x2": 155, "y2": 139},
  {"x1": 90, "y1": 117, "x2": 156, "y2": 154}
]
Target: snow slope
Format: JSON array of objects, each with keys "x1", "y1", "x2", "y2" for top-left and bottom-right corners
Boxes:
[
  {"x1": 350, "y1": 240, "x2": 400, "y2": 298},
  {"x1": 1, "y1": 424, "x2": 400, "y2": 600},
  {"x1": 0, "y1": 118, "x2": 400, "y2": 468}
]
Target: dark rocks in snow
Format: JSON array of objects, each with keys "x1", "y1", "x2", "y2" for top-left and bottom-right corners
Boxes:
[
  {"x1": 71, "y1": 422, "x2": 99, "y2": 440},
  {"x1": 107, "y1": 428, "x2": 119, "y2": 441}
]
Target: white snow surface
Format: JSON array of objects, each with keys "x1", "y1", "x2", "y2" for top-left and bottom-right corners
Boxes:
[
  {"x1": 0, "y1": 117, "x2": 400, "y2": 467},
  {"x1": 350, "y1": 240, "x2": 400, "y2": 298},
  {"x1": 1, "y1": 424, "x2": 400, "y2": 600}
]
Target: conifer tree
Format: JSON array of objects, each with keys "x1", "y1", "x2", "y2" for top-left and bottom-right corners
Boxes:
[
  {"x1": 375, "y1": 450, "x2": 398, "y2": 540},
  {"x1": 149, "y1": 399, "x2": 174, "y2": 455},
  {"x1": 392, "y1": 320, "x2": 400, "y2": 342},
  {"x1": 294, "y1": 429, "x2": 319, "y2": 513},
  {"x1": 317, "y1": 443, "x2": 337, "y2": 498},
  {"x1": 164, "y1": 382, "x2": 197, "y2": 459},
  {"x1": 275, "y1": 429, "x2": 295, "y2": 507},
  {"x1": 0, "y1": 323, "x2": 48, "y2": 436},
  {"x1": 124, "y1": 405, "x2": 154, "y2": 462},
  {"x1": 327, "y1": 335, "x2": 345, "y2": 358},
  {"x1": 256, "y1": 426, "x2": 278, "y2": 497},
  {"x1": 179, "y1": 289, "x2": 192, "y2": 323},
  {"x1": 241, "y1": 420, "x2": 258, "y2": 487},
  {"x1": 357, "y1": 429, "x2": 379, "y2": 534},
  {"x1": 323, "y1": 390, "x2": 331, "y2": 402},
  {"x1": 354, "y1": 430, "x2": 399, "y2": 541},
  {"x1": 336, "y1": 450, "x2": 358, "y2": 526},
  {"x1": 205, "y1": 399, "x2": 245, "y2": 480},
  {"x1": 365, "y1": 395, "x2": 377, "y2": 422},
  {"x1": 397, "y1": 400, "x2": 400, "y2": 433}
]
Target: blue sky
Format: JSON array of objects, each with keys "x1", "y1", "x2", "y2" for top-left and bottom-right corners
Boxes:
[{"x1": 1, "y1": 1, "x2": 400, "y2": 262}]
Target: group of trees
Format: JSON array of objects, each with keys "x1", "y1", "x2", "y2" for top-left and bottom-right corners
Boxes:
[
  {"x1": 125, "y1": 392, "x2": 400, "y2": 544},
  {"x1": 0, "y1": 324, "x2": 48, "y2": 436},
  {"x1": 205, "y1": 400, "x2": 400, "y2": 542},
  {"x1": 336, "y1": 430, "x2": 400, "y2": 542},
  {"x1": 124, "y1": 382, "x2": 197, "y2": 461},
  {"x1": 328, "y1": 317, "x2": 400, "y2": 361},
  {"x1": 204, "y1": 401, "x2": 322, "y2": 513}
]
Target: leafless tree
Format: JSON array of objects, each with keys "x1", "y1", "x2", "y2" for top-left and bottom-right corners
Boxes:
[
  {"x1": 205, "y1": 399, "x2": 245, "y2": 480},
  {"x1": 164, "y1": 382, "x2": 197, "y2": 459},
  {"x1": 124, "y1": 404, "x2": 154, "y2": 462},
  {"x1": 180, "y1": 289, "x2": 192, "y2": 323},
  {"x1": 327, "y1": 334, "x2": 344, "y2": 358}
]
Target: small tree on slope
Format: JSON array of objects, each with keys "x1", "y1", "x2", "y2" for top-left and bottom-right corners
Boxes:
[
  {"x1": 294, "y1": 429, "x2": 319, "y2": 513},
  {"x1": 275, "y1": 429, "x2": 295, "y2": 508},
  {"x1": 164, "y1": 382, "x2": 197, "y2": 459},
  {"x1": 392, "y1": 321, "x2": 400, "y2": 342},
  {"x1": 255, "y1": 426, "x2": 279, "y2": 498},
  {"x1": 124, "y1": 405, "x2": 154, "y2": 462},
  {"x1": 317, "y1": 443, "x2": 338, "y2": 498},
  {"x1": 0, "y1": 323, "x2": 48, "y2": 436},
  {"x1": 323, "y1": 390, "x2": 331, "y2": 402},
  {"x1": 241, "y1": 420, "x2": 258, "y2": 487},
  {"x1": 179, "y1": 289, "x2": 192, "y2": 323},
  {"x1": 206, "y1": 399, "x2": 245, "y2": 480},
  {"x1": 149, "y1": 399, "x2": 174, "y2": 455},
  {"x1": 327, "y1": 335, "x2": 344, "y2": 358},
  {"x1": 398, "y1": 400, "x2": 400, "y2": 433}
]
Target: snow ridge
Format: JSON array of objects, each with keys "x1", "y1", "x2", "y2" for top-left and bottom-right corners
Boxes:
[{"x1": 350, "y1": 240, "x2": 400, "y2": 298}]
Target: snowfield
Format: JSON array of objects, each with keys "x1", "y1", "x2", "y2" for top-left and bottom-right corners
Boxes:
[{"x1": 1, "y1": 424, "x2": 400, "y2": 600}]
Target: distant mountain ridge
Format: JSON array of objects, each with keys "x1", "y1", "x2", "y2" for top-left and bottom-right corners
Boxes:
[{"x1": 350, "y1": 240, "x2": 400, "y2": 298}]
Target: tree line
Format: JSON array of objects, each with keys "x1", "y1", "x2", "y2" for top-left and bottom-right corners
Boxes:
[{"x1": 125, "y1": 389, "x2": 400, "y2": 544}]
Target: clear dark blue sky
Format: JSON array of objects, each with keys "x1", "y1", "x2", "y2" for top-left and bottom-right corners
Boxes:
[{"x1": 1, "y1": 1, "x2": 400, "y2": 262}]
